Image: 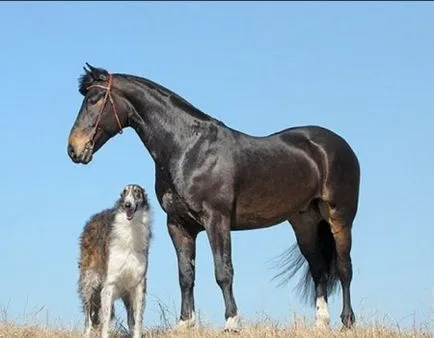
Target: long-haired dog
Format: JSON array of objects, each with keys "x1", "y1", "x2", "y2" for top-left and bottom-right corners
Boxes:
[{"x1": 78, "y1": 184, "x2": 152, "y2": 338}]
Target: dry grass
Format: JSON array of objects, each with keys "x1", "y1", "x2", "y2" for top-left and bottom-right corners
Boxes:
[
  {"x1": 1, "y1": 301, "x2": 432, "y2": 338},
  {"x1": 0, "y1": 319, "x2": 432, "y2": 338}
]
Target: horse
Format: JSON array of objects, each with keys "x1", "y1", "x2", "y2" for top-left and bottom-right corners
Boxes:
[{"x1": 67, "y1": 63, "x2": 360, "y2": 331}]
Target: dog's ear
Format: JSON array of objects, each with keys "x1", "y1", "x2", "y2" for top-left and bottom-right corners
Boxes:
[{"x1": 120, "y1": 188, "x2": 126, "y2": 198}]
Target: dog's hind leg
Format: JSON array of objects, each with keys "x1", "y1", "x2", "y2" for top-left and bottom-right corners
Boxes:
[
  {"x1": 79, "y1": 270, "x2": 101, "y2": 337},
  {"x1": 82, "y1": 300, "x2": 92, "y2": 338}
]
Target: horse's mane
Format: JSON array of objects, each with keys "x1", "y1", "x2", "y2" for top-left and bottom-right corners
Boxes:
[
  {"x1": 78, "y1": 68, "x2": 221, "y2": 123},
  {"x1": 122, "y1": 74, "x2": 218, "y2": 123},
  {"x1": 78, "y1": 72, "x2": 94, "y2": 96}
]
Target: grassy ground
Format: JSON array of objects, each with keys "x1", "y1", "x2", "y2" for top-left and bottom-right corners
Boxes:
[
  {"x1": 1, "y1": 302, "x2": 432, "y2": 338},
  {"x1": 1, "y1": 319, "x2": 432, "y2": 338}
]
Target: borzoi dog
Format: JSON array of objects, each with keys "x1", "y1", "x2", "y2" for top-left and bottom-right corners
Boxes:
[{"x1": 77, "y1": 184, "x2": 151, "y2": 338}]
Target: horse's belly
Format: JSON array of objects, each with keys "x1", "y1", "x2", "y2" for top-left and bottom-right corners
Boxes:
[
  {"x1": 235, "y1": 199, "x2": 307, "y2": 229},
  {"x1": 234, "y1": 214, "x2": 289, "y2": 230},
  {"x1": 234, "y1": 177, "x2": 319, "y2": 229}
]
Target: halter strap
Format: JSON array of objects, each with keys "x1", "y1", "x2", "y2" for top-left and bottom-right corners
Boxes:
[{"x1": 86, "y1": 74, "x2": 123, "y2": 145}]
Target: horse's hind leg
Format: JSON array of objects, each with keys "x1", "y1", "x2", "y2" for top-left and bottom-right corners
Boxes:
[
  {"x1": 332, "y1": 218, "x2": 355, "y2": 328},
  {"x1": 288, "y1": 206, "x2": 331, "y2": 328},
  {"x1": 320, "y1": 202, "x2": 355, "y2": 328}
]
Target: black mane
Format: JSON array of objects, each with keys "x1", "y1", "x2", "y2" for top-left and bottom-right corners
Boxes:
[
  {"x1": 121, "y1": 74, "x2": 220, "y2": 123},
  {"x1": 78, "y1": 64, "x2": 109, "y2": 96},
  {"x1": 78, "y1": 71, "x2": 95, "y2": 96},
  {"x1": 78, "y1": 66, "x2": 222, "y2": 123}
]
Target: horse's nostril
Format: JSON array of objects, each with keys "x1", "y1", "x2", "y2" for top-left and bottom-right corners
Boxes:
[{"x1": 68, "y1": 144, "x2": 76, "y2": 159}]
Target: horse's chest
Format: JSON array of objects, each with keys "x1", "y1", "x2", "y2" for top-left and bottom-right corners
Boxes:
[
  {"x1": 161, "y1": 191, "x2": 191, "y2": 216},
  {"x1": 155, "y1": 168, "x2": 202, "y2": 222}
]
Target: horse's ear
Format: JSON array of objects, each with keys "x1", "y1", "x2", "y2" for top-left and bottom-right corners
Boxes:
[
  {"x1": 83, "y1": 66, "x2": 92, "y2": 76},
  {"x1": 84, "y1": 63, "x2": 109, "y2": 82}
]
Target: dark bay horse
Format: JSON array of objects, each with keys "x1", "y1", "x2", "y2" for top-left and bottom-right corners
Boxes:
[{"x1": 67, "y1": 64, "x2": 360, "y2": 331}]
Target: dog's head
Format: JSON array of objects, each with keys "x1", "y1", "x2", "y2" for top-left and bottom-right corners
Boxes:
[{"x1": 118, "y1": 184, "x2": 148, "y2": 221}]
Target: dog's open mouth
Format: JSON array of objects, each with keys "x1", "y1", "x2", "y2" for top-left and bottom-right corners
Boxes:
[{"x1": 125, "y1": 205, "x2": 138, "y2": 221}]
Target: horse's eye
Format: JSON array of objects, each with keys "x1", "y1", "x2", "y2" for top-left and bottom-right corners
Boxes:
[{"x1": 88, "y1": 95, "x2": 100, "y2": 105}]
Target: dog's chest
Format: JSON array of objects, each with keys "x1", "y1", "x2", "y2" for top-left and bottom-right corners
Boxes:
[{"x1": 106, "y1": 217, "x2": 148, "y2": 289}]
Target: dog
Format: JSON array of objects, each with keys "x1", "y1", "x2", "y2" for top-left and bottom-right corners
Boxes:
[{"x1": 77, "y1": 184, "x2": 152, "y2": 338}]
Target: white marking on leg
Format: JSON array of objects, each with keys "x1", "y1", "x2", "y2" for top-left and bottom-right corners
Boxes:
[
  {"x1": 100, "y1": 284, "x2": 114, "y2": 338},
  {"x1": 176, "y1": 311, "x2": 196, "y2": 329},
  {"x1": 224, "y1": 311, "x2": 241, "y2": 331},
  {"x1": 315, "y1": 296, "x2": 330, "y2": 328},
  {"x1": 132, "y1": 279, "x2": 145, "y2": 338}
]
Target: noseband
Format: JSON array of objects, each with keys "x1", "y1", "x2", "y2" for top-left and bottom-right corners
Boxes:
[{"x1": 86, "y1": 74, "x2": 123, "y2": 146}]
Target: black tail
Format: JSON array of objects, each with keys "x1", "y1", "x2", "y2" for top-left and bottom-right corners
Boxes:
[{"x1": 272, "y1": 220, "x2": 340, "y2": 306}]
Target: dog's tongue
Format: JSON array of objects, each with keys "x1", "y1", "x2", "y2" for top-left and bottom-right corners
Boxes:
[{"x1": 126, "y1": 208, "x2": 135, "y2": 220}]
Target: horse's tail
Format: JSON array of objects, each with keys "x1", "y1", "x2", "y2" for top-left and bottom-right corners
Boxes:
[{"x1": 272, "y1": 220, "x2": 340, "y2": 305}]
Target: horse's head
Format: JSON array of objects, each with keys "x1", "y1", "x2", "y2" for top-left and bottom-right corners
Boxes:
[{"x1": 67, "y1": 63, "x2": 130, "y2": 164}]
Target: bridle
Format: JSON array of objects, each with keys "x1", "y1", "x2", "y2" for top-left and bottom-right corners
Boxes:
[{"x1": 86, "y1": 74, "x2": 123, "y2": 146}]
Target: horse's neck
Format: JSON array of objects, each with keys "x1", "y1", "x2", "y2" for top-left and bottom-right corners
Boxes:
[{"x1": 122, "y1": 78, "x2": 211, "y2": 166}]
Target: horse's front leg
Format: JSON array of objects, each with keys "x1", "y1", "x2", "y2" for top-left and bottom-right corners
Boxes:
[
  {"x1": 167, "y1": 216, "x2": 199, "y2": 329},
  {"x1": 203, "y1": 210, "x2": 240, "y2": 332}
]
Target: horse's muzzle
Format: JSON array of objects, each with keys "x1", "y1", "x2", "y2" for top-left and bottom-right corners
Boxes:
[
  {"x1": 67, "y1": 142, "x2": 93, "y2": 164},
  {"x1": 67, "y1": 143, "x2": 79, "y2": 163}
]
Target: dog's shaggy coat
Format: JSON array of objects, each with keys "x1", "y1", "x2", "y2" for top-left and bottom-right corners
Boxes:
[{"x1": 77, "y1": 184, "x2": 151, "y2": 338}]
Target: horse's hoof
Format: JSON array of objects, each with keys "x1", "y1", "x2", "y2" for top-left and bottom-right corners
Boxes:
[
  {"x1": 341, "y1": 309, "x2": 355, "y2": 329},
  {"x1": 223, "y1": 313, "x2": 241, "y2": 333},
  {"x1": 172, "y1": 312, "x2": 196, "y2": 332}
]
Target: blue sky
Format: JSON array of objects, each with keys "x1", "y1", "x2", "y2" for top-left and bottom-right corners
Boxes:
[{"x1": 0, "y1": 1, "x2": 433, "y2": 331}]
